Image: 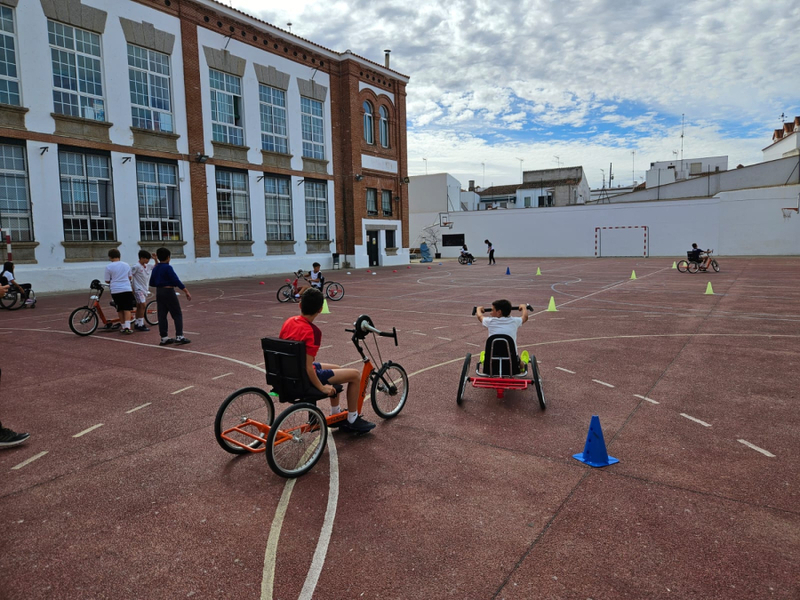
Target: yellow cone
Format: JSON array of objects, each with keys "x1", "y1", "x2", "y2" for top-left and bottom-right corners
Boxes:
[
  {"x1": 672, "y1": 261, "x2": 677, "y2": 269},
  {"x1": 705, "y1": 282, "x2": 714, "y2": 295},
  {"x1": 536, "y1": 267, "x2": 542, "y2": 276},
  {"x1": 630, "y1": 270, "x2": 637, "y2": 280},
  {"x1": 321, "y1": 299, "x2": 331, "y2": 313},
  {"x1": 547, "y1": 296, "x2": 558, "y2": 312}
]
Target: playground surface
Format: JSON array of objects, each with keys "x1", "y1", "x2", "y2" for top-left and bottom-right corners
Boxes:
[{"x1": 2, "y1": 257, "x2": 799, "y2": 599}]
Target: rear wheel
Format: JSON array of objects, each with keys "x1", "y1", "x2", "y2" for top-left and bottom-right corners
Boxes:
[
  {"x1": 711, "y1": 260, "x2": 720, "y2": 272},
  {"x1": 214, "y1": 387, "x2": 274, "y2": 454},
  {"x1": 325, "y1": 282, "x2": 345, "y2": 301},
  {"x1": 69, "y1": 307, "x2": 99, "y2": 336},
  {"x1": 532, "y1": 356, "x2": 546, "y2": 410},
  {"x1": 687, "y1": 261, "x2": 699, "y2": 273},
  {"x1": 676, "y1": 260, "x2": 689, "y2": 273},
  {"x1": 371, "y1": 362, "x2": 408, "y2": 418},
  {"x1": 0, "y1": 289, "x2": 24, "y2": 310},
  {"x1": 276, "y1": 284, "x2": 294, "y2": 303},
  {"x1": 144, "y1": 299, "x2": 158, "y2": 325},
  {"x1": 266, "y1": 403, "x2": 327, "y2": 478},
  {"x1": 457, "y1": 353, "x2": 472, "y2": 405},
  {"x1": 458, "y1": 255, "x2": 467, "y2": 265}
]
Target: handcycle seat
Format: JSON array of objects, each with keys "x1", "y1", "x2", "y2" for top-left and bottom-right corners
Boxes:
[
  {"x1": 687, "y1": 250, "x2": 703, "y2": 262},
  {"x1": 476, "y1": 334, "x2": 527, "y2": 378},
  {"x1": 262, "y1": 337, "x2": 342, "y2": 404}
]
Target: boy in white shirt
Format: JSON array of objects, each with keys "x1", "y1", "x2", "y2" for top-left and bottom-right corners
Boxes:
[
  {"x1": 296, "y1": 262, "x2": 324, "y2": 298},
  {"x1": 131, "y1": 250, "x2": 157, "y2": 332},
  {"x1": 104, "y1": 249, "x2": 135, "y2": 334},
  {"x1": 476, "y1": 299, "x2": 528, "y2": 346}
]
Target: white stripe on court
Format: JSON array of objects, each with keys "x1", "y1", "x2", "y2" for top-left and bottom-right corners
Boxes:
[
  {"x1": 11, "y1": 451, "x2": 48, "y2": 470},
  {"x1": 737, "y1": 439, "x2": 775, "y2": 457},
  {"x1": 171, "y1": 386, "x2": 194, "y2": 395},
  {"x1": 261, "y1": 478, "x2": 297, "y2": 599},
  {"x1": 126, "y1": 403, "x2": 151, "y2": 413},
  {"x1": 73, "y1": 424, "x2": 103, "y2": 438},
  {"x1": 680, "y1": 413, "x2": 711, "y2": 427},
  {"x1": 634, "y1": 394, "x2": 659, "y2": 404},
  {"x1": 465, "y1": 342, "x2": 481, "y2": 347},
  {"x1": 437, "y1": 337, "x2": 452, "y2": 341},
  {"x1": 555, "y1": 367, "x2": 575, "y2": 374},
  {"x1": 212, "y1": 373, "x2": 233, "y2": 380},
  {"x1": 592, "y1": 379, "x2": 615, "y2": 388}
]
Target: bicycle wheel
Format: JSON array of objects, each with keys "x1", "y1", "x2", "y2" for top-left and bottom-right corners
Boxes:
[
  {"x1": 687, "y1": 261, "x2": 699, "y2": 273},
  {"x1": 277, "y1": 284, "x2": 294, "y2": 303},
  {"x1": 0, "y1": 290, "x2": 23, "y2": 310},
  {"x1": 266, "y1": 403, "x2": 327, "y2": 478},
  {"x1": 371, "y1": 362, "x2": 409, "y2": 418},
  {"x1": 457, "y1": 353, "x2": 472, "y2": 405},
  {"x1": 711, "y1": 260, "x2": 720, "y2": 272},
  {"x1": 325, "y1": 282, "x2": 345, "y2": 301},
  {"x1": 69, "y1": 307, "x2": 99, "y2": 336},
  {"x1": 144, "y1": 299, "x2": 159, "y2": 326},
  {"x1": 531, "y1": 356, "x2": 546, "y2": 410},
  {"x1": 676, "y1": 260, "x2": 689, "y2": 273},
  {"x1": 214, "y1": 387, "x2": 275, "y2": 454}
]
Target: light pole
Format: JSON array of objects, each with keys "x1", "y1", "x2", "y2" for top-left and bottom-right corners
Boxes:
[
  {"x1": 554, "y1": 155, "x2": 561, "y2": 168},
  {"x1": 600, "y1": 168, "x2": 605, "y2": 189},
  {"x1": 423, "y1": 158, "x2": 427, "y2": 175},
  {"x1": 515, "y1": 157, "x2": 523, "y2": 183},
  {"x1": 481, "y1": 162, "x2": 485, "y2": 188},
  {"x1": 631, "y1": 150, "x2": 635, "y2": 185}
]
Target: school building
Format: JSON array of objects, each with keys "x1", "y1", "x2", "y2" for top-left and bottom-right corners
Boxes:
[{"x1": 0, "y1": 0, "x2": 410, "y2": 292}]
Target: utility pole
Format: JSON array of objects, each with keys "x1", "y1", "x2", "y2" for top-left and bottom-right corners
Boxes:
[
  {"x1": 631, "y1": 150, "x2": 635, "y2": 185},
  {"x1": 515, "y1": 157, "x2": 523, "y2": 183}
]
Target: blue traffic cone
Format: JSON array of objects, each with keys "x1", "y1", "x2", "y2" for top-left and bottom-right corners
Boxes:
[
  {"x1": 572, "y1": 415, "x2": 619, "y2": 467},
  {"x1": 506, "y1": 267, "x2": 511, "y2": 275}
]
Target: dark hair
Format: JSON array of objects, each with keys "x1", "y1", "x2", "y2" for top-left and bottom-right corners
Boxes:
[
  {"x1": 108, "y1": 249, "x2": 121, "y2": 259},
  {"x1": 300, "y1": 287, "x2": 324, "y2": 315},
  {"x1": 462, "y1": 244, "x2": 468, "y2": 250},
  {"x1": 156, "y1": 247, "x2": 171, "y2": 262},
  {"x1": 138, "y1": 250, "x2": 151, "y2": 260},
  {"x1": 312, "y1": 262, "x2": 320, "y2": 268},
  {"x1": 485, "y1": 239, "x2": 491, "y2": 244},
  {"x1": 492, "y1": 299, "x2": 512, "y2": 317},
  {"x1": 691, "y1": 243, "x2": 698, "y2": 249},
  {"x1": 2, "y1": 261, "x2": 13, "y2": 274}
]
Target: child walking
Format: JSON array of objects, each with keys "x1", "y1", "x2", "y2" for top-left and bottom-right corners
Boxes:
[
  {"x1": 131, "y1": 250, "x2": 157, "y2": 332},
  {"x1": 104, "y1": 249, "x2": 135, "y2": 334},
  {"x1": 149, "y1": 247, "x2": 191, "y2": 346}
]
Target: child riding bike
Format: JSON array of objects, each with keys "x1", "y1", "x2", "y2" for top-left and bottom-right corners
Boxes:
[{"x1": 295, "y1": 262, "x2": 324, "y2": 299}]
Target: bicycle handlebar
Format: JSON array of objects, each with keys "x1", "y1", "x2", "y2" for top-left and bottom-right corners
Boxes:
[
  {"x1": 472, "y1": 304, "x2": 533, "y2": 316},
  {"x1": 345, "y1": 315, "x2": 399, "y2": 346}
]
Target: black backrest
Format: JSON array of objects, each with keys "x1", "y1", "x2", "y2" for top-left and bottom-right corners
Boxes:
[
  {"x1": 262, "y1": 337, "x2": 327, "y2": 404},
  {"x1": 483, "y1": 334, "x2": 519, "y2": 376}
]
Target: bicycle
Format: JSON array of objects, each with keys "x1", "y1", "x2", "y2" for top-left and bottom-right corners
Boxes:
[
  {"x1": 677, "y1": 249, "x2": 719, "y2": 273},
  {"x1": 214, "y1": 314, "x2": 408, "y2": 478},
  {"x1": 68, "y1": 279, "x2": 157, "y2": 336},
  {"x1": 276, "y1": 270, "x2": 345, "y2": 303}
]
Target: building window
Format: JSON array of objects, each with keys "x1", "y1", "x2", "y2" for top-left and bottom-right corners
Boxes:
[
  {"x1": 0, "y1": 143, "x2": 32, "y2": 241},
  {"x1": 301, "y1": 97, "x2": 324, "y2": 159},
  {"x1": 524, "y1": 196, "x2": 531, "y2": 208},
  {"x1": 59, "y1": 150, "x2": 115, "y2": 241},
  {"x1": 136, "y1": 160, "x2": 181, "y2": 241},
  {"x1": 366, "y1": 188, "x2": 378, "y2": 215},
  {"x1": 48, "y1": 20, "x2": 105, "y2": 121},
  {"x1": 304, "y1": 180, "x2": 328, "y2": 240},
  {"x1": 442, "y1": 233, "x2": 465, "y2": 246},
  {"x1": 363, "y1": 101, "x2": 374, "y2": 144},
  {"x1": 259, "y1": 84, "x2": 288, "y2": 154},
  {"x1": 381, "y1": 190, "x2": 392, "y2": 216},
  {"x1": 128, "y1": 44, "x2": 173, "y2": 133},
  {"x1": 0, "y1": 6, "x2": 20, "y2": 106},
  {"x1": 264, "y1": 175, "x2": 292, "y2": 241},
  {"x1": 379, "y1": 106, "x2": 389, "y2": 148},
  {"x1": 210, "y1": 69, "x2": 244, "y2": 145},
  {"x1": 215, "y1": 170, "x2": 250, "y2": 241},
  {"x1": 385, "y1": 229, "x2": 396, "y2": 248}
]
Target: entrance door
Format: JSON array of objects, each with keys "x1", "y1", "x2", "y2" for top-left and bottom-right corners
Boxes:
[{"x1": 367, "y1": 230, "x2": 379, "y2": 266}]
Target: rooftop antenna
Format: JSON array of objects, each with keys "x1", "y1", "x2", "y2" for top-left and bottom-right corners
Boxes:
[
  {"x1": 780, "y1": 112, "x2": 786, "y2": 123},
  {"x1": 631, "y1": 150, "x2": 635, "y2": 186},
  {"x1": 287, "y1": 22, "x2": 292, "y2": 33},
  {"x1": 680, "y1": 113, "x2": 685, "y2": 173},
  {"x1": 554, "y1": 155, "x2": 561, "y2": 168}
]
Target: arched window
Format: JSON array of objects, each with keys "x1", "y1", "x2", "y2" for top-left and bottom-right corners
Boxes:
[
  {"x1": 363, "y1": 101, "x2": 374, "y2": 144},
  {"x1": 379, "y1": 106, "x2": 389, "y2": 148}
]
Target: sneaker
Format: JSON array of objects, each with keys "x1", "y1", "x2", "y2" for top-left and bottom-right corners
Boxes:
[
  {"x1": 0, "y1": 425, "x2": 30, "y2": 448},
  {"x1": 175, "y1": 337, "x2": 191, "y2": 345},
  {"x1": 159, "y1": 338, "x2": 175, "y2": 346},
  {"x1": 121, "y1": 328, "x2": 133, "y2": 335},
  {"x1": 134, "y1": 324, "x2": 150, "y2": 332},
  {"x1": 339, "y1": 415, "x2": 376, "y2": 434}
]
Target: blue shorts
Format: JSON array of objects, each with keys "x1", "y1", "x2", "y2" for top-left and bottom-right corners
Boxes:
[{"x1": 313, "y1": 362, "x2": 334, "y2": 385}]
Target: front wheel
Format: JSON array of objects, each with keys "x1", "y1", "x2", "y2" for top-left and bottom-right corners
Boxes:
[
  {"x1": 214, "y1": 387, "x2": 275, "y2": 454},
  {"x1": 687, "y1": 261, "x2": 699, "y2": 273},
  {"x1": 276, "y1": 284, "x2": 294, "y2": 303},
  {"x1": 371, "y1": 363, "x2": 409, "y2": 418},
  {"x1": 711, "y1": 260, "x2": 720, "y2": 272},
  {"x1": 266, "y1": 403, "x2": 328, "y2": 478},
  {"x1": 325, "y1": 282, "x2": 345, "y2": 301},
  {"x1": 676, "y1": 260, "x2": 689, "y2": 273},
  {"x1": 144, "y1": 299, "x2": 158, "y2": 326},
  {"x1": 457, "y1": 353, "x2": 472, "y2": 405},
  {"x1": 532, "y1": 356, "x2": 546, "y2": 410},
  {"x1": 69, "y1": 307, "x2": 99, "y2": 336}
]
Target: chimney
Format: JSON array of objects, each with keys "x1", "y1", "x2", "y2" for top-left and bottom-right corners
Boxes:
[
  {"x1": 468, "y1": 180, "x2": 475, "y2": 191},
  {"x1": 384, "y1": 49, "x2": 391, "y2": 68}
]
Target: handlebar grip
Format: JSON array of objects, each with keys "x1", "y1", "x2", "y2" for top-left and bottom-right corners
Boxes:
[
  {"x1": 472, "y1": 305, "x2": 533, "y2": 315},
  {"x1": 345, "y1": 328, "x2": 355, "y2": 334},
  {"x1": 378, "y1": 327, "x2": 399, "y2": 346}
]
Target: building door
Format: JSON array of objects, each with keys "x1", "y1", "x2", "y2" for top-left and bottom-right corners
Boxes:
[{"x1": 367, "y1": 230, "x2": 379, "y2": 266}]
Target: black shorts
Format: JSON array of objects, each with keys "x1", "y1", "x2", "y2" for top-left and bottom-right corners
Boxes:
[{"x1": 111, "y1": 291, "x2": 136, "y2": 312}]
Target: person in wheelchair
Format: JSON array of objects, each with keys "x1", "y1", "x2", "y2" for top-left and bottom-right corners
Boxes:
[
  {"x1": 689, "y1": 243, "x2": 711, "y2": 270},
  {"x1": 279, "y1": 288, "x2": 375, "y2": 433},
  {"x1": 1, "y1": 261, "x2": 33, "y2": 306},
  {"x1": 475, "y1": 299, "x2": 530, "y2": 375},
  {"x1": 460, "y1": 245, "x2": 474, "y2": 264}
]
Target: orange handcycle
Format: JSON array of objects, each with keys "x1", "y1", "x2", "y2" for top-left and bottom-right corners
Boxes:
[
  {"x1": 214, "y1": 314, "x2": 408, "y2": 478},
  {"x1": 68, "y1": 279, "x2": 157, "y2": 336}
]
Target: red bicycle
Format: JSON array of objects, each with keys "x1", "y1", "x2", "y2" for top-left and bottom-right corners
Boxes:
[
  {"x1": 276, "y1": 270, "x2": 345, "y2": 303},
  {"x1": 68, "y1": 279, "x2": 157, "y2": 336}
]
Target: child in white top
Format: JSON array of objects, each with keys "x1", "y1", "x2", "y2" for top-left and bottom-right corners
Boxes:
[
  {"x1": 476, "y1": 299, "x2": 528, "y2": 346},
  {"x1": 104, "y1": 249, "x2": 134, "y2": 334},
  {"x1": 297, "y1": 262, "x2": 324, "y2": 298},
  {"x1": 130, "y1": 250, "x2": 157, "y2": 331}
]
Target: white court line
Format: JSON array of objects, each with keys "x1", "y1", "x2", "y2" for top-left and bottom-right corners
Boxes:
[
  {"x1": 12, "y1": 451, "x2": 48, "y2": 470},
  {"x1": 126, "y1": 403, "x2": 151, "y2": 413},
  {"x1": 212, "y1": 373, "x2": 233, "y2": 380},
  {"x1": 555, "y1": 367, "x2": 575, "y2": 374},
  {"x1": 261, "y1": 479, "x2": 297, "y2": 598},
  {"x1": 465, "y1": 342, "x2": 481, "y2": 347},
  {"x1": 232, "y1": 313, "x2": 244, "y2": 316},
  {"x1": 253, "y1": 314, "x2": 264, "y2": 317},
  {"x1": 171, "y1": 386, "x2": 194, "y2": 395},
  {"x1": 737, "y1": 439, "x2": 775, "y2": 457},
  {"x1": 73, "y1": 423, "x2": 104, "y2": 438},
  {"x1": 319, "y1": 345, "x2": 333, "y2": 350},
  {"x1": 410, "y1": 331, "x2": 427, "y2": 336},
  {"x1": 215, "y1": 312, "x2": 226, "y2": 314},
  {"x1": 634, "y1": 394, "x2": 659, "y2": 404},
  {"x1": 680, "y1": 413, "x2": 711, "y2": 427},
  {"x1": 592, "y1": 379, "x2": 615, "y2": 388},
  {"x1": 433, "y1": 326, "x2": 448, "y2": 330},
  {"x1": 184, "y1": 331, "x2": 200, "y2": 335},
  {"x1": 550, "y1": 317, "x2": 565, "y2": 320},
  {"x1": 437, "y1": 337, "x2": 452, "y2": 341}
]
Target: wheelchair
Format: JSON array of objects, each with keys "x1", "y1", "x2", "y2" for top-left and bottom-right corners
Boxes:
[
  {"x1": 458, "y1": 253, "x2": 474, "y2": 265},
  {"x1": 457, "y1": 333, "x2": 546, "y2": 410},
  {"x1": 0, "y1": 284, "x2": 35, "y2": 310}
]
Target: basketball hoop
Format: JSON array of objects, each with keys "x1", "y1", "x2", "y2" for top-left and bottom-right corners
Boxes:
[
  {"x1": 781, "y1": 207, "x2": 798, "y2": 220},
  {"x1": 438, "y1": 212, "x2": 452, "y2": 228}
]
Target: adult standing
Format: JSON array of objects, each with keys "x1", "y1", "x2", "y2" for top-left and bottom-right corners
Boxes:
[{"x1": 485, "y1": 239, "x2": 496, "y2": 265}]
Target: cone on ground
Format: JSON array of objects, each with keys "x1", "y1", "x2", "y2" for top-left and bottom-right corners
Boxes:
[
  {"x1": 536, "y1": 267, "x2": 542, "y2": 276},
  {"x1": 630, "y1": 270, "x2": 637, "y2": 280},
  {"x1": 506, "y1": 267, "x2": 511, "y2": 275},
  {"x1": 572, "y1": 415, "x2": 619, "y2": 468},
  {"x1": 705, "y1": 282, "x2": 714, "y2": 295},
  {"x1": 547, "y1": 296, "x2": 558, "y2": 312},
  {"x1": 321, "y1": 299, "x2": 330, "y2": 314},
  {"x1": 672, "y1": 261, "x2": 677, "y2": 269}
]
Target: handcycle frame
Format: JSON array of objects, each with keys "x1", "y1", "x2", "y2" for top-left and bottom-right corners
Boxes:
[
  {"x1": 457, "y1": 304, "x2": 546, "y2": 410},
  {"x1": 276, "y1": 270, "x2": 345, "y2": 303},
  {"x1": 214, "y1": 314, "x2": 408, "y2": 478},
  {"x1": 68, "y1": 280, "x2": 157, "y2": 336},
  {"x1": 677, "y1": 249, "x2": 720, "y2": 273}
]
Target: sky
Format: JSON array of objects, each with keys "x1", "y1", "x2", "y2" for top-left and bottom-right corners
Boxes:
[{"x1": 225, "y1": 0, "x2": 799, "y2": 190}]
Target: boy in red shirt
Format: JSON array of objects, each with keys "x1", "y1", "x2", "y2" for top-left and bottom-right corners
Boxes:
[{"x1": 279, "y1": 288, "x2": 375, "y2": 434}]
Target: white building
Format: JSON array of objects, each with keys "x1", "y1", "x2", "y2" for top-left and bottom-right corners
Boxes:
[
  {"x1": 645, "y1": 155, "x2": 728, "y2": 188},
  {"x1": 763, "y1": 116, "x2": 800, "y2": 161}
]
